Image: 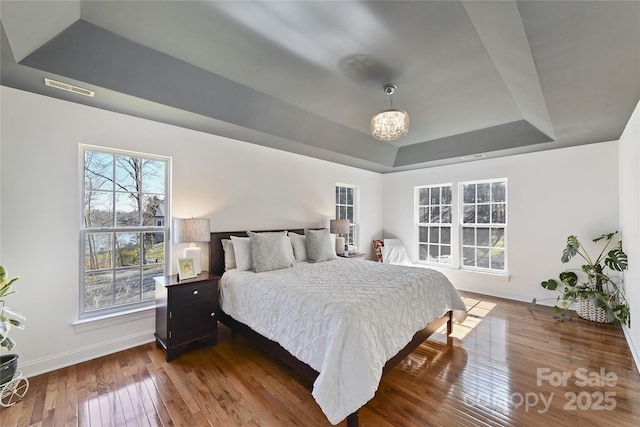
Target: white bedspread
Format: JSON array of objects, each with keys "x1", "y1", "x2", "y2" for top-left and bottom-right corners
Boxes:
[{"x1": 219, "y1": 258, "x2": 466, "y2": 424}]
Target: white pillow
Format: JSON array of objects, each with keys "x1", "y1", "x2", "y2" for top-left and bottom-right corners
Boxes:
[
  {"x1": 288, "y1": 232, "x2": 307, "y2": 261},
  {"x1": 230, "y1": 236, "x2": 252, "y2": 271},
  {"x1": 248, "y1": 231, "x2": 293, "y2": 272},
  {"x1": 221, "y1": 239, "x2": 237, "y2": 270}
]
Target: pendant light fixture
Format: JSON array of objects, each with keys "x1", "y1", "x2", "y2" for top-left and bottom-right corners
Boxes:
[{"x1": 370, "y1": 84, "x2": 410, "y2": 141}]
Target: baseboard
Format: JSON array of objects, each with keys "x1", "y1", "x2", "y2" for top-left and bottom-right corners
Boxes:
[
  {"x1": 19, "y1": 330, "x2": 155, "y2": 378},
  {"x1": 622, "y1": 325, "x2": 640, "y2": 374}
]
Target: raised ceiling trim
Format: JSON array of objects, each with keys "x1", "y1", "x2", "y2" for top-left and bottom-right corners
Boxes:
[
  {"x1": 19, "y1": 19, "x2": 399, "y2": 167},
  {"x1": 462, "y1": 0, "x2": 555, "y2": 140},
  {"x1": 394, "y1": 120, "x2": 552, "y2": 167}
]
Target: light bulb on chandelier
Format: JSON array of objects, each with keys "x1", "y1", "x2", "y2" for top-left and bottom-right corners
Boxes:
[{"x1": 370, "y1": 84, "x2": 410, "y2": 141}]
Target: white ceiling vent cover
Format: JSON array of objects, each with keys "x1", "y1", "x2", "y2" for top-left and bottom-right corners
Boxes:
[
  {"x1": 461, "y1": 153, "x2": 486, "y2": 161},
  {"x1": 44, "y1": 78, "x2": 94, "y2": 97}
]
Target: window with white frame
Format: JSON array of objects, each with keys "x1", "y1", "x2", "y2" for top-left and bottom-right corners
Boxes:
[
  {"x1": 81, "y1": 146, "x2": 169, "y2": 318},
  {"x1": 335, "y1": 184, "x2": 358, "y2": 246},
  {"x1": 416, "y1": 184, "x2": 452, "y2": 264},
  {"x1": 460, "y1": 179, "x2": 507, "y2": 272}
]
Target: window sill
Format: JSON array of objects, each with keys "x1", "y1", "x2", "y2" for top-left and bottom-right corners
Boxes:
[
  {"x1": 457, "y1": 268, "x2": 511, "y2": 282},
  {"x1": 416, "y1": 262, "x2": 511, "y2": 282},
  {"x1": 73, "y1": 305, "x2": 155, "y2": 333}
]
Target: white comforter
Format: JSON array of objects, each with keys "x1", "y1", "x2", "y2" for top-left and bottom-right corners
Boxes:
[{"x1": 219, "y1": 258, "x2": 466, "y2": 424}]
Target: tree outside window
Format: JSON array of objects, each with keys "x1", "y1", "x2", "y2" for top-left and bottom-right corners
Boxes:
[
  {"x1": 415, "y1": 179, "x2": 507, "y2": 273},
  {"x1": 81, "y1": 147, "x2": 169, "y2": 317},
  {"x1": 416, "y1": 184, "x2": 452, "y2": 264},
  {"x1": 460, "y1": 180, "x2": 507, "y2": 272}
]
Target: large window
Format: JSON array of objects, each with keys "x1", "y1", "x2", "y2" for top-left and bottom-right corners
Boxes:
[
  {"x1": 335, "y1": 184, "x2": 358, "y2": 246},
  {"x1": 414, "y1": 178, "x2": 507, "y2": 273},
  {"x1": 460, "y1": 179, "x2": 507, "y2": 272},
  {"x1": 81, "y1": 146, "x2": 169, "y2": 318},
  {"x1": 416, "y1": 184, "x2": 452, "y2": 264}
]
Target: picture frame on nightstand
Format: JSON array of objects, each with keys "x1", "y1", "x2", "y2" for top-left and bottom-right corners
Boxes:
[{"x1": 177, "y1": 257, "x2": 196, "y2": 280}]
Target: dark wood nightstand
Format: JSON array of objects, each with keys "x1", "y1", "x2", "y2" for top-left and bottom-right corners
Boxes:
[
  {"x1": 154, "y1": 271, "x2": 220, "y2": 361},
  {"x1": 337, "y1": 252, "x2": 367, "y2": 259}
]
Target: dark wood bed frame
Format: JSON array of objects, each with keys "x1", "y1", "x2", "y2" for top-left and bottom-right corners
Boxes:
[{"x1": 209, "y1": 229, "x2": 453, "y2": 427}]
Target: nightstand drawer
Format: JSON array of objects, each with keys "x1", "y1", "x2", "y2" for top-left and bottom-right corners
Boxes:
[{"x1": 172, "y1": 282, "x2": 216, "y2": 305}]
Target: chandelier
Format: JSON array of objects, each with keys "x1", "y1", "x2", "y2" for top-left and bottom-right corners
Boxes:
[{"x1": 370, "y1": 84, "x2": 410, "y2": 141}]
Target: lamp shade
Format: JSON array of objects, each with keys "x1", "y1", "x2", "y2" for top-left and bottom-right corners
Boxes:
[
  {"x1": 330, "y1": 219, "x2": 350, "y2": 235},
  {"x1": 370, "y1": 109, "x2": 410, "y2": 141},
  {"x1": 173, "y1": 218, "x2": 211, "y2": 243},
  {"x1": 370, "y1": 84, "x2": 410, "y2": 141}
]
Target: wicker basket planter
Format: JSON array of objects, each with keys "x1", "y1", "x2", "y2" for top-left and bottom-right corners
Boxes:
[
  {"x1": 533, "y1": 232, "x2": 630, "y2": 327},
  {"x1": 575, "y1": 297, "x2": 613, "y2": 324}
]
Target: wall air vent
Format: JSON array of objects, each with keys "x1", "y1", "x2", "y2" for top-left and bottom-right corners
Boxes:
[
  {"x1": 461, "y1": 153, "x2": 486, "y2": 161},
  {"x1": 44, "y1": 78, "x2": 95, "y2": 97}
]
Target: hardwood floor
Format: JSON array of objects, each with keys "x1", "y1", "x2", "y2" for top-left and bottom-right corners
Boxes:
[{"x1": 2, "y1": 291, "x2": 639, "y2": 426}]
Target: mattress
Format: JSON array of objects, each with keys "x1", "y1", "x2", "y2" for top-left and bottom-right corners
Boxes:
[{"x1": 219, "y1": 257, "x2": 466, "y2": 424}]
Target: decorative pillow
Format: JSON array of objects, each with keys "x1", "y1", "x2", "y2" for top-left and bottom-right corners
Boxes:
[
  {"x1": 289, "y1": 232, "x2": 307, "y2": 261},
  {"x1": 248, "y1": 231, "x2": 294, "y2": 273},
  {"x1": 305, "y1": 228, "x2": 336, "y2": 263},
  {"x1": 373, "y1": 239, "x2": 384, "y2": 262},
  {"x1": 221, "y1": 239, "x2": 237, "y2": 270},
  {"x1": 230, "y1": 236, "x2": 252, "y2": 271}
]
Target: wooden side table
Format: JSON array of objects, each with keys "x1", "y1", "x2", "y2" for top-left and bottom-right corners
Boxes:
[
  {"x1": 337, "y1": 252, "x2": 367, "y2": 259},
  {"x1": 154, "y1": 271, "x2": 220, "y2": 361}
]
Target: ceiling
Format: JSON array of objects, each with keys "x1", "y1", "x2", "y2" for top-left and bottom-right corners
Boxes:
[{"x1": 1, "y1": 1, "x2": 638, "y2": 173}]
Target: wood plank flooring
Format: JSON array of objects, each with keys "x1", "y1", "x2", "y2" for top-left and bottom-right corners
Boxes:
[{"x1": 2, "y1": 291, "x2": 639, "y2": 426}]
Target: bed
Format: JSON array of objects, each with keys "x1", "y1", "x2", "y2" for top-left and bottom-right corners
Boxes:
[{"x1": 209, "y1": 229, "x2": 466, "y2": 426}]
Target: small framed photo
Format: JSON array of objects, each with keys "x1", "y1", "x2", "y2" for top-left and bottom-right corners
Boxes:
[{"x1": 177, "y1": 257, "x2": 196, "y2": 280}]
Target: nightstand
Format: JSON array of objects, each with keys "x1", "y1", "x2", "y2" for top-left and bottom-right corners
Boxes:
[
  {"x1": 337, "y1": 252, "x2": 367, "y2": 259},
  {"x1": 154, "y1": 271, "x2": 220, "y2": 361}
]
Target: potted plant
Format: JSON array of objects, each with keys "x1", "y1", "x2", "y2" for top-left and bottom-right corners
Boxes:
[
  {"x1": 0, "y1": 265, "x2": 26, "y2": 385},
  {"x1": 529, "y1": 232, "x2": 630, "y2": 327}
]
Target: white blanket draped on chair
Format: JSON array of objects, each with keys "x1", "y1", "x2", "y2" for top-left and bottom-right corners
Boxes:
[{"x1": 380, "y1": 238, "x2": 413, "y2": 266}]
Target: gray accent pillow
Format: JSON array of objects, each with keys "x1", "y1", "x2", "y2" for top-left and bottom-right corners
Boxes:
[
  {"x1": 305, "y1": 228, "x2": 336, "y2": 263},
  {"x1": 248, "y1": 231, "x2": 294, "y2": 273}
]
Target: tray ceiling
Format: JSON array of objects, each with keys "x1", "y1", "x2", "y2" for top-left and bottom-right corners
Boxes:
[{"x1": 1, "y1": 1, "x2": 638, "y2": 172}]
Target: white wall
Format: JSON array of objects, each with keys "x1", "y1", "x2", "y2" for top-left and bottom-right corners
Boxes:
[
  {"x1": 619, "y1": 100, "x2": 640, "y2": 369},
  {"x1": 1, "y1": 83, "x2": 634, "y2": 378},
  {"x1": 382, "y1": 141, "x2": 619, "y2": 304},
  {"x1": 0, "y1": 86, "x2": 383, "y2": 377}
]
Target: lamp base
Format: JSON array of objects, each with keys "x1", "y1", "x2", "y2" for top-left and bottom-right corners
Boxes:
[
  {"x1": 335, "y1": 236, "x2": 345, "y2": 256},
  {"x1": 184, "y1": 245, "x2": 202, "y2": 274}
]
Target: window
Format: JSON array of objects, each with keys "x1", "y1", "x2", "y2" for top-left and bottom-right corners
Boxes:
[
  {"x1": 416, "y1": 184, "x2": 452, "y2": 264},
  {"x1": 335, "y1": 184, "x2": 358, "y2": 246},
  {"x1": 460, "y1": 179, "x2": 507, "y2": 272},
  {"x1": 414, "y1": 178, "x2": 507, "y2": 273},
  {"x1": 81, "y1": 146, "x2": 169, "y2": 318}
]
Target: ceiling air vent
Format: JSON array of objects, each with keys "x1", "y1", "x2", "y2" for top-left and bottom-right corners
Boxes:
[
  {"x1": 461, "y1": 153, "x2": 486, "y2": 161},
  {"x1": 44, "y1": 78, "x2": 95, "y2": 97}
]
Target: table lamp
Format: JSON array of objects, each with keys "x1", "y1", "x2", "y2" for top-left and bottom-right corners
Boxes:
[
  {"x1": 173, "y1": 218, "x2": 210, "y2": 274},
  {"x1": 330, "y1": 219, "x2": 350, "y2": 256}
]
